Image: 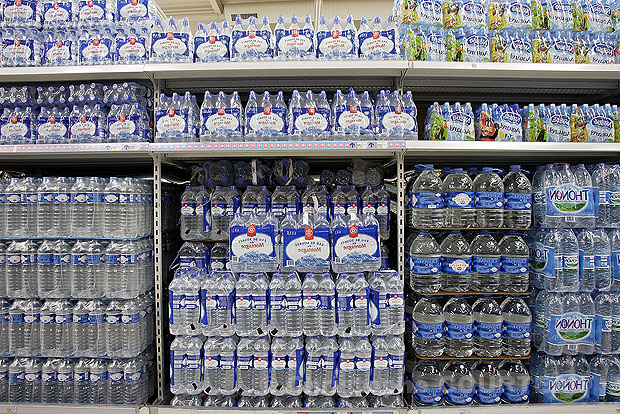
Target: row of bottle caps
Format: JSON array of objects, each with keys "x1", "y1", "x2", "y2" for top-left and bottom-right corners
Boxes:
[
  {"x1": 169, "y1": 269, "x2": 404, "y2": 338},
  {"x1": 396, "y1": 0, "x2": 619, "y2": 33},
  {"x1": 171, "y1": 393, "x2": 405, "y2": 408},
  {"x1": 156, "y1": 89, "x2": 417, "y2": 141}
]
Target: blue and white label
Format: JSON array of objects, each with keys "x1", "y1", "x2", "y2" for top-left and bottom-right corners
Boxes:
[
  {"x1": 548, "y1": 312, "x2": 595, "y2": 346},
  {"x1": 543, "y1": 374, "x2": 590, "y2": 403},
  {"x1": 332, "y1": 224, "x2": 380, "y2": 266},
  {"x1": 152, "y1": 32, "x2": 190, "y2": 58},
  {"x1": 545, "y1": 185, "x2": 599, "y2": 218},
  {"x1": 230, "y1": 223, "x2": 277, "y2": 264},
  {"x1": 442, "y1": 256, "x2": 472, "y2": 274},
  {"x1": 445, "y1": 383, "x2": 474, "y2": 404},
  {"x1": 503, "y1": 321, "x2": 531, "y2": 338},
  {"x1": 475, "y1": 191, "x2": 504, "y2": 208},
  {"x1": 445, "y1": 320, "x2": 474, "y2": 339},
  {"x1": 282, "y1": 227, "x2": 330, "y2": 269},
  {"x1": 446, "y1": 191, "x2": 474, "y2": 208},
  {"x1": 414, "y1": 320, "x2": 444, "y2": 339}
]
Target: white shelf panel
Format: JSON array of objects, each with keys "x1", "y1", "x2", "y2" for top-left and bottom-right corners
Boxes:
[
  {"x1": 146, "y1": 61, "x2": 409, "y2": 80},
  {"x1": 149, "y1": 408, "x2": 409, "y2": 414},
  {"x1": 410, "y1": 402, "x2": 619, "y2": 414},
  {"x1": 0, "y1": 65, "x2": 149, "y2": 82},
  {"x1": 151, "y1": 140, "x2": 407, "y2": 158},
  {"x1": 0, "y1": 403, "x2": 143, "y2": 414}
]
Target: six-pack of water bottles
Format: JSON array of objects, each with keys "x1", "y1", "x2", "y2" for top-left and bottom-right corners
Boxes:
[
  {"x1": 0, "y1": 83, "x2": 153, "y2": 144},
  {"x1": 0, "y1": 173, "x2": 155, "y2": 404},
  {"x1": 395, "y1": 0, "x2": 620, "y2": 63},
  {"x1": 155, "y1": 88, "x2": 418, "y2": 143}
]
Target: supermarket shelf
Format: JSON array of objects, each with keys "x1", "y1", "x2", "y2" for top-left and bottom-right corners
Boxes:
[
  {"x1": 410, "y1": 402, "x2": 619, "y2": 414},
  {"x1": 151, "y1": 140, "x2": 407, "y2": 159},
  {"x1": 406, "y1": 226, "x2": 531, "y2": 231},
  {"x1": 415, "y1": 291, "x2": 531, "y2": 296},
  {"x1": 147, "y1": 408, "x2": 409, "y2": 414},
  {"x1": 0, "y1": 65, "x2": 149, "y2": 83},
  {"x1": 0, "y1": 403, "x2": 144, "y2": 413},
  {"x1": 0, "y1": 143, "x2": 152, "y2": 162},
  {"x1": 413, "y1": 352, "x2": 530, "y2": 360}
]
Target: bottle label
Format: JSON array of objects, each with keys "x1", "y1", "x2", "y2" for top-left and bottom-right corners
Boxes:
[
  {"x1": 319, "y1": 294, "x2": 334, "y2": 310},
  {"x1": 548, "y1": 312, "x2": 595, "y2": 346},
  {"x1": 412, "y1": 192, "x2": 443, "y2": 209},
  {"x1": 287, "y1": 294, "x2": 302, "y2": 311},
  {"x1": 414, "y1": 383, "x2": 444, "y2": 404},
  {"x1": 252, "y1": 294, "x2": 266, "y2": 311},
  {"x1": 356, "y1": 356, "x2": 371, "y2": 372},
  {"x1": 503, "y1": 384, "x2": 529, "y2": 402},
  {"x1": 595, "y1": 315, "x2": 613, "y2": 346},
  {"x1": 445, "y1": 383, "x2": 474, "y2": 404},
  {"x1": 121, "y1": 312, "x2": 140, "y2": 324},
  {"x1": 376, "y1": 105, "x2": 417, "y2": 135},
  {"x1": 245, "y1": 106, "x2": 286, "y2": 135},
  {"x1": 414, "y1": 320, "x2": 444, "y2": 339},
  {"x1": 501, "y1": 256, "x2": 528, "y2": 274},
  {"x1": 156, "y1": 108, "x2": 189, "y2": 136},
  {"x1": 337, "y1": 294, "x2": 352, "y2": 312},
  {"x1": 332, "y1": 223, "x2": 380, "y2": 266},
  {"x1": 316, "y1": 29, "x2": 355, "y2": 57},
  {"x1": 595, "y1": 254, "x2": 610, "y2": 269},
  {"x1": 151, "y1": 32, "x2": 190, "y2": 58},
  {"x1": 282, "y1": 226, "x2": 330, "y2": 268},
  {"x1": 116, "y1": 36, "x2": 147, "y2": 61},
  {"x1": 475, "y1": 191, "x2": 504, "y2": 208},
  {"x1": 271, "y1": 355, "x2": 286, "y2": 370},
  {"x1": 359, "y1": 29, "x2": 396, "y2": 56},
  {"x1": 79, "y1": 37, "x2": 113, "y2": 62},
  {"x1": 109, "y1": 115, "x2": 139, "y2": 137},
  {"x1": 410, "y1": 256, "x2": 441, "y2": 274},
  {"x1": 291, "y1": 106, "x2": 330, "y2": 134},
  {"x1": 229, "y1": 223, "x2": 277, "y2": 264},
  {"x1": 89, "y1": 314, "x2": 105, "y2": 325},
  {"x1": 475, "y1": 385, "x2": 502, "y2": 404},
  {"x1": 543, "y1": 374, "x2": 590, "y2": 403},
  {"x1": 180, "y1": 202, "x2": 195, "y2": 216},
  {"x1": 195, "y1": 35, "x2": 230, "y2": 61},
  {"x1": 231, "y1": 31, "x2": 270, "y2": 58},
  {"x1": 124, "y1": 370, "x2": 141, "y2": 383},
  {"x1": 472, "y1": 255, "x2": 501, "y2": 273},
  {"x1": 38, "y1": 113, "x2": 69, "y2": 138},
  {"x1": 335, "y1": 104, "x2": 373, "y2": 133},
  {"x1": 580, "y1": 251, "x2": 595, "y2": 271},
  {"x1": 220, "y1": 355, "x2": 234, "y2": 370},
  {"x1": 505, "y1": 192, "x2": 533, "y2": 210},
  {"x1": 562, "y1": 254, "x2": 579, "y2": 271},
  {"x1": 202, "y1": 106, "x2": 240, "y2": 135},
  {"x1": 442, "y1": 256, "x2": 472, "y2": 274},
  {"x1": 474, "y1": 320, "x2": 502, "y2": 339},
  {"x1": 117, "y1": 0, "x2": 148, "y2": 19},
  {"x1": 445, "y1": 321, "x2": 474, "y2": 339},
  {"x1": 302, "y1": 294, "x2": 319, "y2": 310},
  {"x1": 445, "y1": 191, "x2": 474, "y2": 208},
  {"x1": 37, "y1": 253, "x2": 54, "y2": 264},
  {"x1": 339, "y1": 357, "x2": 355, "y2": 372},
  {"x1": 503, "y1": 321, "x2": 531, "y2": 339},
  {"x1": 253, "y1": 354, "x2": 268, "y2": 370},
  {"x1": 44, "y1": 1, "x2": 72, "y2": 23},
  {"x1": 545, "y1": 185, "x2": 599, "y2": 218}
]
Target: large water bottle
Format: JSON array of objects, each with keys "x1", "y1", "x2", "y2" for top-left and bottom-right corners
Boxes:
[
  {"x1": 473, "y1": 297, "x2": 502, "y2": 357},
  {"x1": 596, "y1": 291, "x2": 614, "y2": 354},
  {"x1": 107, "y1": 359, "x2": 124, "y2": 405},
  {"x1": 0, "y1": 300, "x2": 8, "y2": 357},
  {"x1": 337, "y1": 337, "x2": 356, "y2": 398},
  {"x1": 413, "y1": 296, "x2": 444, "y2": 357},
  {"x1": 234, "y1": 273, "x2": 253, "y2": 335},
  {"x1": 594, "y1": 228, "x2": 612, "y2": 292},
  {"x1": 412, "y1": 360, "x2": 443, "y2": 406},
  {"x1": 121, "y1": 299, "x2": 141, "y2": 357},
  {"x1": 444, "y1": 297, "x2": 473, "y2": 357},
  {"x1": 122, "y1": 358, "x2": 142, "y2": 404},
  {"x1": 591, "y1": 354, "x2": 611, "y2": 402},
  {"x1": 503, "y1": 165, "x2": 532, "y2": 229},
  {"x1": 73, "y1": 358, "x2": 90, "y2": 404},
  {"x1": 184, "y1": 336, "x2": 204, "y2": 396},
  {"x1": 6, "y1": 178, "x2": 38, "y2": 239},
  {"x1": 578, "y1": 291, "x2": 595, "y2": 355},
  {"x1": 383, "y1": 271, "x2": 404, "y2": 334},
  {"x1": 56, "y1": 359, "x2": 73, "y2": 403},
  {"x1": 237, "y1": 336, "x2": 270, "y2": 397},
  {"x1": 88, "y1": 359, "x2": 108, "y2": 404},
  {"x1": 180, "y1": 186, "x2": 200, "y2": 240},
  {"x1": 211, "y1": 271, "x2": 236, "y2": 336},
  {"x1": 6, "y1": 240, "x2": 38, "y2": 299},
  {"x1": 8, "y1": 358, "x2": 25, "y2": 402},
  {"x1": 315, "y1": 273, "x2": 336, "y2": 337},
  {"x1": 41, "y1": 359, "x2": 58, "y2": 403},
  {"x1": 440, "y1": 232, "x2": 471, "y2": 292},
  {"x1": 409, "y1": 231, "x2": 441, "y2": 293},
  {"x1": 499, "y1": 234, "x2": 529, "y2": 293},
  {"x1": 304, "y1": 336, "x2": 323, "y2": 396},
  {"x1": 70, "y1": 240, "x2": 104, "y2": 298},
  {"x1": 37, "y1": 177, "x2": 65, "y2": 237},
  {"x1": 336, "y1": 273, "x2": 354, "y2": 336},
  {"x1": 470, "y1": 232, "x2": 501, "y2": 292},
  {"x1": 499, "y1": 359, "x2": 530, "y2": 404},
  {"x1": 410, "y1": 165, "x2": 444, "y2": 228},
  {"x1": 573, "y1": 164, "x2": 595, "y2": 229},
  {"x1": 70, "y1": 177, "x2": 104, "y2": 238},
  {"x1": 544, "y1": 228, "x2": 579, "y2": 292},
  {"x1": 24, "y1": 358, "x2": 42, "y2": 403},
  {"x1": 443, "y1": 360, "x2": 474, "y2": 405},
  {"x1": 443, "y1": 168, "x2": 474, "y2": 228},
  {"x1": 501, "y1": 296, "x2": 532, "y2": 356},
  {"x1": 89, "y1": 300, "x2": 107, "y2": 357},
  {"x1": 473, "y1": 168, "x2": 504, "y2": 228},
  {"x1": 351, "y1": 273, "x2": 370, "y2": 336},
  {"x1": 472, "y1": 360, "x2": 502, "y2": 405},
  {"x1": 270, "y1": 336, "x2": 303, "y2": 396},
  {"x1": 302, "y1": 273, "x2": 320, "y2": 336}
]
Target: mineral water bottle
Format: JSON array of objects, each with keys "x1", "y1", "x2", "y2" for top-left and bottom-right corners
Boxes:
[
  {"x1": 443, "y1": 297, "x2": 473, "y2": 357},
  {"x1": 304, "y1": 336, "x2": 323, "y2": 396},
  {"x1": 271, "y1": 336, "x2": 303, "y2": 396},
  {"x1": 572, "y1": 164, "x2": 595, "y2": 229},
  {"x1": 70, "y1": 177, "x2": 103, "y2": 238},
  {"x1": 387, "y1": 335, "x2": 404, "y2": 394},
  {"x1": 284, "y1": 272, "x2": 303, "y2": 337},
  {"x1": 23, "y1": 300, "x2": 41, "y2": 357},
  {"x1": 184, "y1": 336, "x2": 204, "y2": 395},
  {"x1": 6, "y1": 178, "x2": 38, "y2": 238},
  {"x1": 122, "y1": 358, "x2": 142, "y2": 404},
  {"x1": 24, "y1": 358, "x2": 42, "y2": 403},
  {"x1": 40, "y1": 300, "x2": 57, "y2": 356},
  {"x1": 376, "y1": 186, "x2": 390, "y2": 239},
  {"x1": 355, "y1": 337, "x2": 372, "y2": 397},
  {"x1": 578, "y1": 228, "x2": 597, "y2": 292},
  {"x1": 589, "y1": 354, "x2": 609, "y2": 402},
  {"x1": 8, "y1": 358, "x2": 25, "y2": 402},
  {"x1": 107, "y1": 359, "x2": 124, "y2": 404},
  {"x1": 268, "y1": 272, "x2": 286, "y2": 335},
  {"x1": 6, "y1": 240, "x2": 38, "y2": 299},
  {"x1": 596, "y1": 291, "x2": 614, "y2": 354},
  {"x1": 37, "y1": 240, "x2": 57, "y2": 299},
  {"x1": 609, "y1": 165, "x2": 620, "y2": 227},
  {"x1": 351, "y1": 273, "x2": 370, "y2": 336},
  {"x1": 336, "y1": 273, "x2": 354, "y2": 336},
  {"x1": 607, "y1": 357, "x2": 620, "y2": 402},
  {"x1": 413, "y1": 297, "x2": 444, "y2": 357},
  {"x1": 54, "y1": 299, "x2": 73, "y2": 357},
  {"x1": 503, "y1": 165, "x2": 533, "y2": 229},
  {"x1": 412, "y1": 360, "x2": 443, "y2": 406},
  {"x1": 368, "y1": 272, "x2": 388, "y2": 335},
  {"x1": 121, "y1": 299, "x2": 141, "y2": 357},
  {"x1": 499, "y1": 234, "x2": 529, "y2": 293},
  {"x1": 594, "y1": 228, "x2": 612, "y2": 291},
  {"x1": 41, "y1": 359, "x2": 58, "y2": 403},
  {"x1": 88, "y1": 359, "x2": 108, "y2": 404},
  {"x1": 169, "y1": 336, "x2": 187, "y2": 395},
  {"x1": 501, "y1": 296, "x2": 532, "y2": 356},
  {"x1": 73, "y1": 358, "x2": 90, "y2": 403},
  {"x1": 541, "y1": 164, "x2": 560, "y2": 228},
  {"x1": 443, "y1": 168, "x2": 474, "y2": 228},
  {"x1": 443, "y1": 360, "x2": 474, "y2": 405},
  {"x1": 180, "y1": 186, "x2": 200, "y2": 241},
  {"x1": 89, "y1": 300, "x2": 107, "y2": 357},
  {"x1": 440, "y1": 232, "x2": 472, "y2": 292},
  {"x1": 473, "y1": 167, "x2": 504, "y2": 228},
  {"x1": 0, "y1": 300, "x2": 8, "y2": 356},
  {"x1": 472, "y1": 360, "x2": 502, "y2": 405},
  {"x1": 318, "y1": 273, "x2": 336, "y2": 336},
  {"x1": 302, "y1": 273, "x2": 321, "y2": 336},
  {"x1": 473, "y1": 297, "x2": 502, "y2": 357},
  {"x1": 499, "y1": 359, "x2": 530, "y2": 404},
  {"x1": 70, "y1": 239, "x2": 104, "y2": 299},
  {"x1": 385, "y1": 271, "x2": 404, "y2": 334},
  {"x1": 531, "y1": 166, "x2": 545, "y2": 228},
  {"x1": 578, "y1": 292, "x2": 595, "y2": 355},
  {"x1": 105, "y1": 300, "x2": 124, "y2": 358},
  {"x1": 409, "y1": 231, "x2": 441, "y2": 293},
  {"x1": 37, "y1": 177, "x2": 61, "y2": 237},
  {"x1": 410, "y1": 165, "x2": 444, "y2": 228},
  {"x1": 211, "y1": 271, "x2": 236, "y2": 336},
  {"x1": 338, "y1": 337, "x2": 356, "y2": 398},
  {"x1": 234, "y1": 273, "x2": 253, "y2": 336},
  {"x1": 0, "y1": 358, "x2": 9, "y2": 402},
  {"x1": 56, "y1": 359, "x2": 73, "y2": 403},
  {"x1": 209, "y1": 243, "x2": 228, "y2": 271},
  {"x1": 252, "y1": 273, "x2": 270, "y2": 336},
  {"x1": 470, "y1": 232, "x2": 501, "y2": 292},
  {"x1": 370, "y1": 336, "x2": 389, "y2": 396},
  {"x1": 544, "y1": 292, "x2": 564, "y2": 355}
]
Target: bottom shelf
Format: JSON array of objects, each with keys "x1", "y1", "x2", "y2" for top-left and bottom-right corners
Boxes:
[{"x1": 0, "y1": 404, "x2": 145, "y2": 414}]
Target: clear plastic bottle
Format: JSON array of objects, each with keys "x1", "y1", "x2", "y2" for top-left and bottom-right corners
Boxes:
[
  {"x1": 443, "y1": 297, "x2": 473, "y2": 357},
  {"x1": 443, "y1": 360, "x2": 474, "y2": 405},
  {"x1": 443, "y1": 168, "x2": 474, "y2": 228},
  {"x1": 499, "y1": 234, "x2": 530, "y2": 293},
  {"x1": 472, "y1": 360, "x2": 502, "y2": 405},
  {"x1": 501, "y1": 296, "x2": 532, "y2": 357},
  {"x1": 472, "y1": 297, "x2": 502, "y2": 357},
  {"x1": 499, "y1": 359, "x2": 530, "y2": 404},
  {"x1": 412, "y1": 360, "x2": 443, "y2": 406},
  {"x1": 503, "y1": 165, "x2": 533, "y2": 229},
  {"x1": 413, "y1": 296, "x2": 444, "y2": 357},
  {"x1": 410, "y1": 164, "x2": 444, "y2": 228},
  {"x1": 440, "y1": 232, "x2": 472, "y2": 292},
  {"x1": 473, "y1": 167, "x2": 504, "y2": 228},
  {"x1": 409, "y1": 231, "x2": 441, "y2": 293},
  {"x1": 470, "y1": 232, "x2": 501, "y2": 292}
]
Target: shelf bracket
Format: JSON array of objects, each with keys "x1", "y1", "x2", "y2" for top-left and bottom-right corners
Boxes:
[{"x1": 396, "y1": 150, "x2": 405, "y2": 280}]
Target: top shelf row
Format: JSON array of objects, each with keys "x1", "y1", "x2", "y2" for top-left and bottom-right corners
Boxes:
[{"x1": 0, "y1": 61, "x2": 618, "y2": 83}]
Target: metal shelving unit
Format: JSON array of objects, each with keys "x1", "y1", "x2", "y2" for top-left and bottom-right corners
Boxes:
[{"x1": 0, "y1": 61, "x2": 618, "y2": 412}]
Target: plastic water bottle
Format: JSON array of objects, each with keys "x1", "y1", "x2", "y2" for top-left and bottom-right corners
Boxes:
[
  {"x1": 578, "y1": 291, "x2": 595, "y2": 355},
  {"x1": 384, "y1": 271, "x2": 404, "y2": 334},
  {"x1": 284, "y1": 272, "x2": 303, "y2": 337},
  {"x1": 499, "y1": 234, "x2": 529, "y2": 293},
  {"x1": 24, "y1": 358, "x2": 42, "y2": 403},
  {"x1": 412, "y1": 360, "x2": 443, "y2": 406},
  {"x1": 168, "y1": 269, "x2": 201, "y2": 336},
  {"x1": 180, "y1": 186, "x2": 200, "y2": 240},
  {"x1": 590, "y1": 354, "x2": 611, "y2": 402},
  {"x1": 70, "y1": 177, "x2": 104, "y2": 238},
  {"x1": 351, "y1": 273, "x2": 370, "y2": 337},
  {"x1": 473, "y1": 167, "x2": 504, "y2": 228},
  {"x1": 0, "y1": 301, "x2": 8, "y2": 357},
  {"x1": 578, "y1": 229, "x2": 597, "y2": 293},
  {"x1": 594, "y1": 228, "x2": 612, "y2": 292},
  {"x1": 607, "y1": 357, "x2": 620, "y2": 402},
  {"x1": 107, "y1": 360, "x2": 124, "y2": 404},
  {"x1": 387, "y1": 335, "x2": 404, "y2": 394},
  {"x1": 8, "y1": 358, "x2": 25, "y2": 403},
  {"x1": 472, "y1": 360, "x2": 502, "y2": 405},
  {"x1": 316, "y1": 273, "x2": 336, "y2": 336},
  {"x1": 499, "y1": 359, "x2": 530, "y2": 404},
  {"x1": 73, "y1": 359, "x2": 89, "y2": 403},
  {"x1": 596, "y1": 291, "x2": 614, "y2": 354},
  {"x1": 410, "y1": 165, "x2": 444, "y2": 228},
  {"x1": 41, "y1": 359, "x2": 58, "y2": 403},
  {"x1": 501, "y1": 296, "x2": 532, "y2": 356},
  {"x1": 413, "y1": 297, "x2": 444, "y2": 357},
  {"x1": 443, "y1": 168, "x2": 474, "y2": 228},
  {"x1": 443, "y1": 360, "x2": 474, "y2": 405},
  {"x1": 443, "y1": 297, "x2": 473, "y2": 357},
  {"x1": 88, "y1": 299, "x2": 107, "y2": 357},
  {"x1": 503, "y1": 165, "x2": 533, "y2": 229},
  {"x1": 409, "y1": 231, "x2": 441, "y2": 293},
  {"x1": 440, "y1": 232, "x2": 472, "y2": 292},
  {"x1": 473, "y1": 298, "x2": 502, "y2": 357},
  {"x1": 470, "y1": 232, "x2": 501, "y2": 292},
  {"x1": 6, "y1": 240, "x2": 38, "y2": 299},
  {"x1": 548, "y1": 228, "x2": 580, "y2": 292},
  {"x1": 56, "y1": 359, "x2": 73, "y2": 403},
  {"x1": 370, "y1": 336, "x2": 389, "y2": 396},
  {"x1": 532, "y1": 165, "x2": 546, "y2": 228}
]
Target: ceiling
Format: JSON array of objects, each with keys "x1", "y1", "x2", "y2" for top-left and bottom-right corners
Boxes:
[{"x1": 156, "y1": 0, "x2": 394, "y2": 30}]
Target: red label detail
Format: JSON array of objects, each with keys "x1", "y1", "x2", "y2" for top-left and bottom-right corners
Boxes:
[
  {"x1": 308, "y1": 107, "x2": 315, "y2": 115},
  {"x1": 14, "y1": 40, "x2": 20, "y2": 46},
  {"x1": 217, "y1": 108, "x2": 225, "y2": 115},
  {"x1": 10, "y1": 117, "x2": 17, "y2": 124},
  {"x1": 349, "y1": 226, "x2": 358, "y2": 238},
  {"x1": 331, "y1": 30, "x2": 339, "y2": 39},
  {"x1": 395, "y1": 105, "x2": 402, "y2": 114},
  {"x1": 305, "y1": 227, "x2": 314, "y2": 240},
  {"x1": 166, "y1": 32, "x2": 174, "y2": 40},
  {"x1": 119, "y1": 115, "x2": 126, "y2": 122},
  {"x1": 249, "y1": 30, "x2": 256, "y2": 39},
  {"x1": 88, "y1": 0, "x2": 93, "y2": 7},
  {"x1": 209, "y1": 35, "x2": 216, "y2": 44},
  {"x1": 53, "y1": 2, "x2": 59, "y2": 9},
  {"x1": 373, "y1": 31, "x2": 380, "y2": 39},
  {"x1": 93, "y1": 39, "x2": 99, "y2": 46},
  {"x1": 16, "y1": 0, "x2": 22, "y2": 5},
  {"x1": 49, "y1": 116, "x2": 56, "y2": 124},
  {"x1": 247, "y1": 224, "x2": 256, "y2": 237},
  {"x1": 263, "y1": 106, "x2": 271, "y2": 115},
  {"x1": 131, "y1": 0, "x2": 137, "y2": 4},
  {"x1": 291, "y1": 29, "x2": 299, "y2": 37},
  {"x1": 129, "y1": 37, "x2": 136, "y2": 45},
  {"x1": 349, "y1": 105, "x2": 358, "y2": 113},
  {"x1": 168, "y1": 108, "x2": 175, "y2": 117},
  {"x1": 56, "y1": 40, "x2": 63, "y2": 48},
  {"x1": 80, "y1": 115, "x2": 86, "y2": 123}
]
